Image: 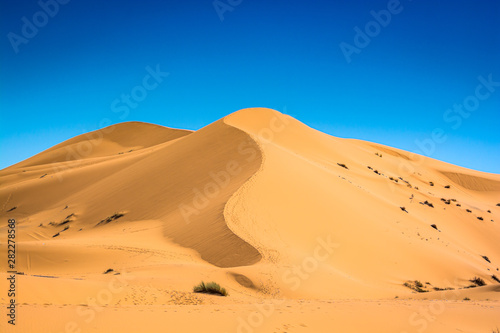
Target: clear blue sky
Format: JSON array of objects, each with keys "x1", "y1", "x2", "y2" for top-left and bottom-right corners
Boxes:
[{"x1": 1, "y1": 0, "x2": 499, "y2": 173}]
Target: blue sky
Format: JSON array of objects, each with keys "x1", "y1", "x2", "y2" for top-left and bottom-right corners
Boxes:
[{"x1": 1, "y1": 0, "x2": 499, "y2": 173}]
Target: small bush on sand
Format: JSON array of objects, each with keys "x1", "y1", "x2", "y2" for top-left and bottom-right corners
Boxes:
[
  {"x1": 403, "y1": 280, "x2": 428, "y2": 293},
  {"x1": 193, "y1": 281, "x2": 228, "y2": 296},
  {"x1": 470, "y1": 277, "x2": 486, "y2": 286}
]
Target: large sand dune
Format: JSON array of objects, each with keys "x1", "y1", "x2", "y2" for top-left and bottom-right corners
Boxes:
[{"x1": 1, "y1": 108, "x2": 499, "y2": 332}]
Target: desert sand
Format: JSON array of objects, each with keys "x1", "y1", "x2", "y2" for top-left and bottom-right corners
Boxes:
[{"x1": 1, "y1": 107, "x2": 499, "y2": 332}]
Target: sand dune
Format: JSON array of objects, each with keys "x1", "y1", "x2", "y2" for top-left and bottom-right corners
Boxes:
[{"x1": 1, "y1": 108, "x2": 499, "y2": 332}]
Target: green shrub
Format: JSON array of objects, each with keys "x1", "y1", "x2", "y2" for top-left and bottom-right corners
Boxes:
[{"x1": 193, "y1": 281, "x2": 228, "y2": 296}]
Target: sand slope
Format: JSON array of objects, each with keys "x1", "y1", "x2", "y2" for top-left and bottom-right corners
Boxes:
[{"x1": 1, "y1": 108, "x2": 499, "y2": 332}]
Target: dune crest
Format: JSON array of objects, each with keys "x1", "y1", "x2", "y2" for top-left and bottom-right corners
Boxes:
[{"x1": 440, "y1": 170, "x2": 500, "y2": 191}]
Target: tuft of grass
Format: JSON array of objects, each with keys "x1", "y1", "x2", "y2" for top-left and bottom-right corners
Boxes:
[
  {"x1": 444, "y1": 185, "x2": 450, "y2": 189},
  {"x1": 429, "y1": 181, "x2": 434, "y2": 186},
  {"x1": 193, "y1": 281, "x2": 228, "y2": 296},
  {"x1": 337, "y1": 163, "x2": 348, "y2": 170},
  {"x1": 492, "y1": 275, "x2": 500, "y2": 283},
  {"x1": 470, "y1": 277, "x2": 486, "y2": 286},
  {"x1": 463, "y1": 297, "x2": 470, "y2": 301},
  {"x1": 482, "y1": 255, "x2": 491, "y2": 263},
  {"x1": 6, "y1": 206, "x2": 17, "y2": 212}
]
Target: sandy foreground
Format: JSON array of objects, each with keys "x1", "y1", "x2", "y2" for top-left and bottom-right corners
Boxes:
[{"x1": 1, "y1": 108, "x2": 499, "y2": 332}]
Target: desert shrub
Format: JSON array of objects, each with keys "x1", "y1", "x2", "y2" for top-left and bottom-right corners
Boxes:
[
  {"x1": 193, "y1": 281, "x2": 228, "y2": 296},
  {"x1": 470, "y1": 277, "x2": 486, "y2": 286},
  {"x1": 403, "y1": 280, "x2": 427, "y2": 293}
]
